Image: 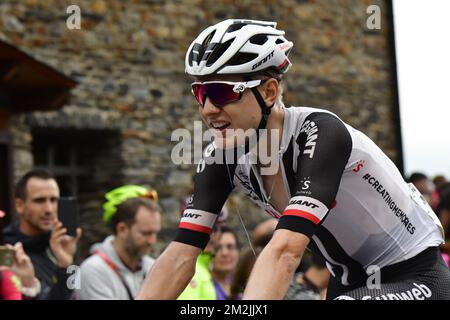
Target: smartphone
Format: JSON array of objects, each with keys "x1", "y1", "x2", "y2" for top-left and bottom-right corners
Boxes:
[
  {"x1": 0, "y1": 245, "x2": 15, "y2": 267},
  {"x1": 58, "y1": 197, "x2": 79, "y2": 237}
]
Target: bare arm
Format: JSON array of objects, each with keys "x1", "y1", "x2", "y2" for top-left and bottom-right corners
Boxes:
[
  {"x1": 136, "y1": 241, "x2": 201, "y2": 300},
  {"x1": 243, "y1": 229, "x2": 310, "y2": 300}
]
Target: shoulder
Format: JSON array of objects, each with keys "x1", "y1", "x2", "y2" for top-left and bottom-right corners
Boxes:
[
  {"x1": 295, "y1": 109, "x2": 352, "y2": 144},
  {"x1": 285, "y1": 106, "x2": 350, "y2": 135},
  {"x1": 301, "y1": 108, "x2": 346, "y2": 126},
  {"x1": 141, "y1": 256, "x2": 155, "y2": 272},
  {"x1": 80, "y1": 254, "x2": 109, "y2": 274}
]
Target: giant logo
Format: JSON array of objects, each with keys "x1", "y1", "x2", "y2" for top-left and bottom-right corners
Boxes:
[
  {"x1": 182, "y1": 212, "x2": 202, "y2": 219},
  {"x1": 288, "y1": 199, "x2": 319, "y2": 209},
  {"x1": 252, "y1": 50, "x2": 274, "y2": 70},
  {"x1": 300, "y1": 120, "x2": 318, "y2": 158}
]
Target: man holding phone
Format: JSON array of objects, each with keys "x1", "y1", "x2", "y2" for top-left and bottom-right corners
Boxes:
[{"x1": 3, "y1": 169, "x2": 82, "y2": 300}]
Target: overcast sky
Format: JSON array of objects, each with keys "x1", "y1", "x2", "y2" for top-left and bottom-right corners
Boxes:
[{"x1": 393, "y1": 0, "x2": 450, "y2": 179}]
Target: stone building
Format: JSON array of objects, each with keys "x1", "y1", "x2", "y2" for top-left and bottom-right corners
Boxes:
[{"x1": 0, "y1": 0, "x2": 402, "y2": 256}]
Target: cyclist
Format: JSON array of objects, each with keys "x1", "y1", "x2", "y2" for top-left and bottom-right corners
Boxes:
[{"x1": 137, "y1": 19, "x2": 450, "y2": 300}]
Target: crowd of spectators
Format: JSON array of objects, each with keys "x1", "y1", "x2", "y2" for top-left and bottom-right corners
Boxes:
[{"x1": 1, "y1": 169, "x2": 448, "y2": 300}]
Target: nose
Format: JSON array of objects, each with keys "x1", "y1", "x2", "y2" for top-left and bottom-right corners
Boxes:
[
  {"x1": 202, "y1": 97, "x2": 222, "y2": 116},
  {"x1": 147, "y1": 234, "x2": 157, "y2": 246},
  {"x1": 45, "y1": 199, "x2": 55, "y2": 213}
]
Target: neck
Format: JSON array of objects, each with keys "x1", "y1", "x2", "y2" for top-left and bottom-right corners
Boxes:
[
  {"x1": 304, "y1": 267, "x2": 329, "y2": 290},
  {"x1": 212, "y1": 270, "x2": 231, "y2": 291},
  {"x1": 19, "y1": 220, "x2": 44, "y2": 237},
  {"x1": 112, "y1": 238, "x2": 140, "y2": 271},
  {"x1": 256, "y1": 105, "x2": 285, "y2": 170}
]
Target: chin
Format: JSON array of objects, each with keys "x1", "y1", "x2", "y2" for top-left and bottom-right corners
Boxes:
[
  {"x1": 214, "y1": 136, "x2": 237, "y2": 150},
  {"x1": 215, "y1": 131, "x2": 251, "y2": 150},
  {"x1": 140, "y1": 248, "x2": 151, "y2": 257},
  {"x1": 39, "y1": 225, "x2": 54, "y2": 233}
]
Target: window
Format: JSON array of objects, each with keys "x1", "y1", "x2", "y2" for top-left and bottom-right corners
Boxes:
[{"x1": 32, "y1": 129, "x2": 119, "y2": 197}]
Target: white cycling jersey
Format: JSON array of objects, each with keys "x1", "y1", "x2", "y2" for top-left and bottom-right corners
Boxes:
[{"x1": 175, "y1": 106, "x2": 444, "y2": 286}]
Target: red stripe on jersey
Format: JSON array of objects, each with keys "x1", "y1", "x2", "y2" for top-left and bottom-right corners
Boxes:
[
  {"x1": 282, "y1": 209, "x2": 321, "y2": 224},
  {"x1": 179, "y1": 222, "x2": 212, "y2": 234}
]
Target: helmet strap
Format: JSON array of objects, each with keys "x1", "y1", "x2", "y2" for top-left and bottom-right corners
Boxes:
[{"x1": 250, "y1": 87, "x2": 273, "y2": 135}]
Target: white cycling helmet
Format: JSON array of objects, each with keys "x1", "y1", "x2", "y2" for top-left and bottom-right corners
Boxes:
[{"x1": 185, "y1": 19, "x2": 293, "y2": 77}]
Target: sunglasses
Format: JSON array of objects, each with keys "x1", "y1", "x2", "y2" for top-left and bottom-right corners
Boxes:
[{"x1": 191, "y1": 80, "x2": 264, "y2": 107}]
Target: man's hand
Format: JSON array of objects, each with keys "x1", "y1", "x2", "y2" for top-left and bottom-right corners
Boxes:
[
  {"x1": 50, "y1": 221, "x2": 82, "y2": 268},
  {"x1": 0, "y1": 243, "x2": 35, "y2": 287},
  {"x1": 12, "y1": 242, "x2": 36, "y2": 287}
]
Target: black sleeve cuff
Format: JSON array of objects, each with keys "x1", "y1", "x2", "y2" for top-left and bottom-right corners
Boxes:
[
  {"x1": 174, "y1": 228, "x2": 210, "y2": 250},
  {"x1": 276, "y1": 215, "x2": 317, "y2": 238}
]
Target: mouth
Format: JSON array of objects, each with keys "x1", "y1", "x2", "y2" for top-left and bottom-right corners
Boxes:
[
  {"x1": 40, "y1": 218, "x2": 54, "y2": 225},
  {"x1": 209, "y1": 121, "x2": 231, "y2": 132}
]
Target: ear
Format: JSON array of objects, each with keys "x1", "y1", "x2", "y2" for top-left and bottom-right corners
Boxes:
[
  {"x1": 116, "y1": 222, "x2": 129, "y2": 237},
  {"x1": 261, "y1": 78, "x2": 279, "y2": 107},
  {"x1": 15, "y1": 198, "x2": 25, "y2": 216}
]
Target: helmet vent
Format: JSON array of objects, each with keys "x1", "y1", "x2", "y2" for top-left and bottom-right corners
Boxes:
[
  {"x1": 206, "y1": 39, "x2": 233, "y2": 67},
  {"x1": 225, "y1": 52, "x2": 258, "y2": 66},
  {"x1": 202, "y1": 30, "x2": 216, "y2": 48},
  {"x1": 225, "y1": 23, "x2": 247, "y2": 33},
  {"x1": 249, "y1": 34, "x2": 268, "y2": 45},
  {"x1": 275, "y1": 38, "x2": 285, "y2": 44}
]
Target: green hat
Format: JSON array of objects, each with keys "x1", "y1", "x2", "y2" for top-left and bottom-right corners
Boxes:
[{"x1": 103, "y1": 185, "x2": 158, "y2": 222}]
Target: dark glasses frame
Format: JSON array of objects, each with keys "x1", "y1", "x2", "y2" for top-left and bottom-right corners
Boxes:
[{"x1": 191, "y1": 80, "x2": 264, "y2": 107}]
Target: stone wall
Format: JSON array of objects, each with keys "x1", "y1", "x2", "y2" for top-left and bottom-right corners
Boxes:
[{"x1": 0, "y1": 0, "x2": 399, "y2": 255}]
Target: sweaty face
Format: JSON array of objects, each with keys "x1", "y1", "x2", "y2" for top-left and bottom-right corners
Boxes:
[
  {"x1": 213, "y1": 232, "x2": 239, "y2": 274},
  {"x1": 16, "y1": 178, "x2": 60, "y2": 234},
  {"x1": 123, "y1": 206, "x2": 161, "y2": 258},
  {"x1": 198, "y1": 76, "x2": 263, "y2": 149}
]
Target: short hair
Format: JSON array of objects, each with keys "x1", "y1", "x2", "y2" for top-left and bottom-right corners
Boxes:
[
  {"x1": 110, "y1": 197, "x2": 161, "y2": 235},
  {"x1": 15, "y1": 169, "x2": 56, "y2": 200},
  {"x1": 408, "y1": 172, "x2": 428, "y2": 184},
  {"x1": 433, "y1": 175, "x2": 447, "y2": 189}
]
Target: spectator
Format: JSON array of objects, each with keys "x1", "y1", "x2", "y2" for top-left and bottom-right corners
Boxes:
[
  {"x1": 77, "y1": 185, "x2": 161, "y2": 300},
  {"x1": 437, "y1": 184, "x2": 450, "y2": 263},
  {"x1": 229, "y1": 246, "x2": 263, "y2": 300},
  {"x1": 285, "y1": 253, "x2": 330, "y2": 300},
  {"x1": 433, "y1": 175, "x2": 447, "y2": 190},
  {"x1": 229, "y1": 219, "x2": 276, "y2": 299},
  {"x1": 212, "y1": 226, "x2": 240, "y2": 300},
  {"x1": 430, "y1": 175, "x2": 447, "y2": 211},
  {"x1": 0, "y1": 242, "x2": 41, "y2": 300},
  {"x1": 408, "y1": 172, "x2": 434, "y2": 205},
  {"x1": 251, "y1": 218, "x2": 278, "y2": 247},
  {"x1": 3, "y1": 169, "x2": 81, "y2": 300},
  {"x1": 178, "y1": 205, "x2": 228, "y2": 300}
]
